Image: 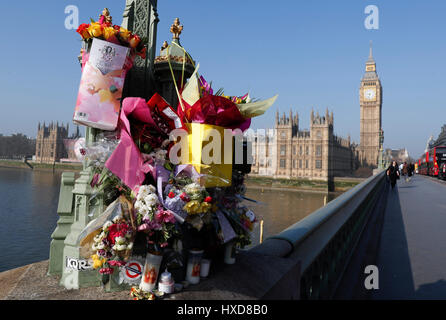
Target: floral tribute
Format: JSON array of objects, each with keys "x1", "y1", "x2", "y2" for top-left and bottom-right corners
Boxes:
[
  {"x1": 76, "y1": 8, "x2": 146, "y2": 59},
  {"x1": 74, "y1": 9, "x2": 278, "y2": 300}
]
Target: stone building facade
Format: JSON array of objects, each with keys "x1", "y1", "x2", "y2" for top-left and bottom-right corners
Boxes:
[
  {"x1": 249, "y1": 109, "x2": 358, "y2": 180},
  {"x1": 35, "y1": 122, "x2": 70, "y2": 163}
]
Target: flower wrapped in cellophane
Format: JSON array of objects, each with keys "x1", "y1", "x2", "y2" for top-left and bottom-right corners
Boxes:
[{"x1": 73, "y1": 9, "x2": 146, "y2": 131}]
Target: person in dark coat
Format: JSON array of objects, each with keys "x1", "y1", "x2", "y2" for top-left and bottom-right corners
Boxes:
[{"x1": 387, "y1": 160, "x2": 400, "y2": 189}]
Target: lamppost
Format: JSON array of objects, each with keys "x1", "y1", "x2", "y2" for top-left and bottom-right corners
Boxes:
[{"x1": 378, "y1": 129, "x2": 385, "y2": 169}]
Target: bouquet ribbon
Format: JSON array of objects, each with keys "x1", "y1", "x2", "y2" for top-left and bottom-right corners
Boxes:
[{"x1": 105, "y1": 97, "x2": 159, "y2": 192}]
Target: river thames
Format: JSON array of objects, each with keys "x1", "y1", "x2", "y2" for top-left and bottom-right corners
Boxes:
[{"x1": 0, "y1": 167, "x2": 339, "y2": 272}]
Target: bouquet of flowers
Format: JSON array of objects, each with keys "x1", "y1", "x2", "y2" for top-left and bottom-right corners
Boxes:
[
  {"x1": 73, "y1": 9, "x2": 146, "y2": 131},
  {"x1": 76, "y1": 8, "x2": 146, "y2": 59},
  {"x1": 70, "y1": 14, "x2": 278, "y2": 296},
  {"x1": 134, "y1": 185, "x2": 178, "y2": 252}
]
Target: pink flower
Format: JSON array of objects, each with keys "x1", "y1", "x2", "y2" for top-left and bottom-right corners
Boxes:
[
  {"x1": 90, "y1": 173, "x2": 100, "y2": 188},
  {"x1": 108, "y1": 260, "x2": 126, "y2": 267},
  {"x1": 99, "y1": 267, "x2": 114, "y2": 274},
  {"x1": 155, "y1": 208, "x2": 176, "y2": 224}
]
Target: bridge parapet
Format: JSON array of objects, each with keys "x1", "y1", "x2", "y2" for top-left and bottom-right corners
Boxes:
[{"x1": 250, "y1": 170, "x2": 386, "y2": 299}]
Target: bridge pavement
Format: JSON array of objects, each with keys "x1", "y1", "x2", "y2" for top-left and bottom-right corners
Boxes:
[{"x1": 373, "y1": 175, "x2": 446, "y2": 299}]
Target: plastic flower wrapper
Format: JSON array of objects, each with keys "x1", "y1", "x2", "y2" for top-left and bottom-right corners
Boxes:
[
  {"x1": 80, "y1": 136, "x2": 120, "y2": 166},
  {"x1": 178, "y1": 65, "x2": 278, "y2": 130},
  {"x1": 77, "y1": 195, "x2": 136, "y2": 260},
  {"x1": 219, "y1": 205, "x2": 257, "y2": 249},
  {"x1": 105, "y1": 94, "x2": 182, "y2": 192}
]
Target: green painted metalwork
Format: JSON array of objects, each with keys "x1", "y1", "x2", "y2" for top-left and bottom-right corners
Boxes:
[{"x1": 48, "y1": 172, "x2": 76, "y2": 275}]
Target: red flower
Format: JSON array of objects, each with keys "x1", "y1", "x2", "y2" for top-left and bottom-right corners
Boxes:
[
  {"x1": 179, "y1": 192, "x2": 190, "y2": 202},
  {"x1": 76, "y1": 23, "x2": 91, "y2": 39},
  {"x1": 107, "y1": 223, "x2": 130, "y2": 245},
  {"x1": 129, "y1": 35, "x2": 141, "y2": 48},
  {"x1": 168, "y1": 191, "x2": 176, "y2": 198},
  {"x1": 204, "y1": 196, "x2": 212, "y2": 203}
]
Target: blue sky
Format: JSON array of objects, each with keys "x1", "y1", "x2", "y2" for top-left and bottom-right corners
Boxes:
[{"x1": 1, "y1": 0, "x2": 446, "y2": 158}]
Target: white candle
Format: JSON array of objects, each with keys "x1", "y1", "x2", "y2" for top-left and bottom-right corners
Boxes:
[
  {"x1": 224, "y1": 241, "x2": 236, "y2": 264},
  {"x1": 139, "y1": 252, "x2": 163, "y2": 292},
  {"x1": 186, "y1": 250, "x2": 203, "y2": 284},
  {"x1": 200, "y1": 259, "x2": 211, "y2": 278}
]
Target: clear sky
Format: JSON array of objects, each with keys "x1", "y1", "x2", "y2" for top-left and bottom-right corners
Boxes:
[{"x1": 1, "y1": 0, "x2": 446, "y2": 158}]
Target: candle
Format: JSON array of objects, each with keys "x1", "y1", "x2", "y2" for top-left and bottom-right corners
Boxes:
[
  {"x1": 158, "y1": 269, "x2": 175, "y2": 294},
  {"x1": 224, "y1": 241, "x2": 236, "y2": 264},
  {"x1": 186, "y1": 250, "x2": 203, "y2": 284},
  {"x1": 139, "y1": 252, "x2": 163, "y2": 292},
  {"x1": 200, "y1": 259, "x2": 211, "y2": 278}
]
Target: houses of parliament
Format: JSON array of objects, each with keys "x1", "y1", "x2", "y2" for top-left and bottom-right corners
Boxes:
[{"x1": 250, "y1": 44, "x2": 383, "y2": 180}]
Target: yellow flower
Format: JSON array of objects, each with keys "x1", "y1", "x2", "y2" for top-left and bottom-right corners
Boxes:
[
  {"x1": 88, "y1": 23, "x2": 103, "y2": 38},
  {"x1": 199, "y1": 202, "x2": 212, "y2": 213},
  {"x1": 119, "y1": 27, "x2": 131, "y2": 41},
  {"x1": 103, "y1": 27, "x2": 118, "y2": 40},
  {"x1": 91, "y1": 254, "x2": 106, "y2": 269},
  {"x1": 183, "y1": 200, "x2": 201, "y2": 215}
]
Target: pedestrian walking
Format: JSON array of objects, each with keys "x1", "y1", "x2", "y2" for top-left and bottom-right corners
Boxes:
[
  {"x1": 402, "y1": 162, "x2": 409, "y2": 182},
  {"x1": 387, "y1": 160, "x2": 400, "y2": 190},
  {"x1": 407, "y1": 162, "x2": 414, "y2": 182}
]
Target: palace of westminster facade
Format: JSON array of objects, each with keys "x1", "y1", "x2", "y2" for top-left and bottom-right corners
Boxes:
[{"x1": 249, "y1": 45, "x2": 383, "y2": 180}]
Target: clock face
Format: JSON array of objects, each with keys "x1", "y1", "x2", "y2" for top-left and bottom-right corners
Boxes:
[{"x1": 364, "y1": 88, "x2": 376, "y2": 101}]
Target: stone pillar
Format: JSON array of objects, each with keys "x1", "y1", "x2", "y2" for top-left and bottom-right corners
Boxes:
[
  {"x1": 48, "y1": 172, "x2": 76, "y2": 275},
  {"x1": 59, "y1": 128, "x2": 104, "y2": 289}
]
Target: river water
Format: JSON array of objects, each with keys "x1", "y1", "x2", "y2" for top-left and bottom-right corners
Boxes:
[{"x1": 0, "y1": 167, "x2": 339, "y2": 272}]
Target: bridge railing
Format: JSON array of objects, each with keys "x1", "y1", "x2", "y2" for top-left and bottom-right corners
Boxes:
[{"x1": 250, "y1": 169, "x2": 387, "y2": 299}]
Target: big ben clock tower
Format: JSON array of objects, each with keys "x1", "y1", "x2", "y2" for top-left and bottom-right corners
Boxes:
[{"x1": 359, "y1": 42, "x2": 382, "y2": 167}]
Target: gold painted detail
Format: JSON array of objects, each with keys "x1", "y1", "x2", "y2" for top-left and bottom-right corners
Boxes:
[
  {"x1": 154, "y1": 55, "x2": 194, "y2": 65},
  {"x1": 170, "y1": 18, "x2": 183, "y2": 40}
]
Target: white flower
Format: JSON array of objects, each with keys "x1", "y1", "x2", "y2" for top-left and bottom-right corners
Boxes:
[
  {"x1": 146, "y1": 185, "x2": 157, "y2": 194},
  {"x1": 155, "y1": 149, "x2": 167, "y2": 161},
  {"x1": 114, "y1": 236, "x2": 126, "y2": 245},
  {"x1": 96, "y1": 243, "x2": 105, "y2": 250},
  {"x1": 113, "y1": 244, "x2": 127, "y2": 251},
  {"x1": 102, "y1": 221, "x2": 112, "y2": 231},
  {"x1": 112, "y1": 216, "x2": 121, "y2": 223},
  {"x1": 127, "y1": 242, "x2": 133, "y2": 250},
  {"x1": 147, "y1": 193, "x2": 159, "y2": 204},
  {"x1": 184, "y1": 183, "x2": 203, "y2": 195}
]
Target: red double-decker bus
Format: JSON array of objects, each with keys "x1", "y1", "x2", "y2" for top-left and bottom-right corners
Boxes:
[{"x1": 418, "y1": 146, "x2": 446, "y2": 179}]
